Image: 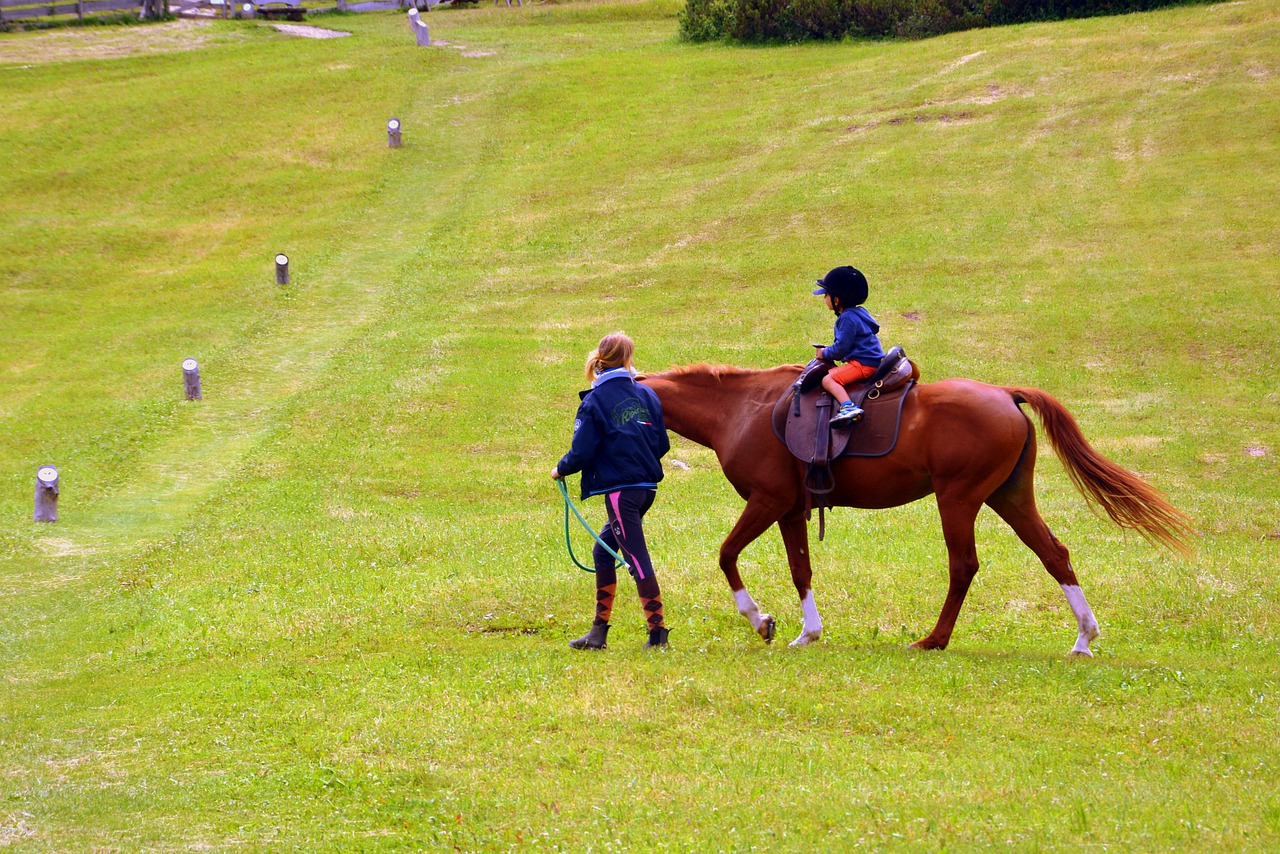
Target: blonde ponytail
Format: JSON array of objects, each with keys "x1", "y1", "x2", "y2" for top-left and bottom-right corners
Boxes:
[{"x1": 584, "y1": 331, "x2": 635, "y2": 384}]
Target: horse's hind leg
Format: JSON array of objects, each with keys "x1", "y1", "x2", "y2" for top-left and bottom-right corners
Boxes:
[
  {"x1": 778, "y1": 514, "x2": 822, "y2": 646},
  {"x1": 986, "y1": 440, "x2": 1100, "y2": 656},
  {"x1": 913, "y1": 496, "x2": 982, "y2": 651}
]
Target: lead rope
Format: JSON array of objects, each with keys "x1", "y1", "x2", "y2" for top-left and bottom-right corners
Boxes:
[{"x1": 557, "y1": 479, "x2": 629, "y2": 574}]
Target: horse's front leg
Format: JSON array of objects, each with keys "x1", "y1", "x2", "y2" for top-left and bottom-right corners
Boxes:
[
  {"x1": 733, "y1": 589, "x2": 776, "y2": 643},
  {"x1": 778, "y1": 515, "x2": 822, "y2": 646},
  {"x1": 721, "y1": 496, "x2": 787, "y2": 644}
]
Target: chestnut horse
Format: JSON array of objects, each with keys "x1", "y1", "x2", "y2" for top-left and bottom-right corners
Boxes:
[{"x1": 641, "y1": 365, "x2": 1192, "y2": 655}]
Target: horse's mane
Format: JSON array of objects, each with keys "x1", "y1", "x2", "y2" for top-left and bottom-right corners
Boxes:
[{"x1": 641, "y1": 363, "x2": 802, "y2": 382}]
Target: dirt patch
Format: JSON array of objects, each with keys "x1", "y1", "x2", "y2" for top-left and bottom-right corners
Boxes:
[
  {"x1": 846, "y1": 111, "x2": 975, "y2": 134},
  {"x1": 0, "y1": 19, "x2": 251, "y2": 65},
  {"x1": 34, "y1": 537, "x2": 95, "y2": 558},
  {"x1": 271, "y1": 23, "x2": 350, "y2": 39}
]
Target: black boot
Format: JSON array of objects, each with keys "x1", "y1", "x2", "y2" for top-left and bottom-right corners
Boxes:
[
  {"x1": 643, "y1": 627, "x2": 670, "y2": 649},
  {"x1": 569, "y1": 622, "x2": 609, "y2": 650}
]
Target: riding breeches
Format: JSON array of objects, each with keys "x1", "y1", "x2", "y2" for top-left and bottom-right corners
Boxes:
[
  {"x1": 590, "y1": 488, "x2": 664, "y2": 631},
  {"x1": 594, "y1": 488, "x2": 658, "y2": 582}
]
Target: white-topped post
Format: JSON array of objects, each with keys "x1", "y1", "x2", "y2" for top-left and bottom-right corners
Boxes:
[
  {"x1": 275, "y1": 253, "x2": 290, "y2": 285},
  {"x1": 388, "y1": 118, "x2": 402, "y2": 148},
  {"x1": 34, "y1": 466, "x2": 59, "y2": 522},
  {"x1": 182, "y1": 358, "x2": 203, "y2": 401},
  {"x1": 407, "y1": 8, "x2": 430, "y2": 46}
]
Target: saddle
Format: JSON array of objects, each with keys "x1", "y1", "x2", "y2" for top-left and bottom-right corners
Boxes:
[{"x1": 771, "y1": 346, "x2": 917, "y2": 536}]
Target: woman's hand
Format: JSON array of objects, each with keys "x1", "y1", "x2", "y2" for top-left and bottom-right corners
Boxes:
[{"x1": 551, "y1": 467, "x2": 562, "y2": 480}]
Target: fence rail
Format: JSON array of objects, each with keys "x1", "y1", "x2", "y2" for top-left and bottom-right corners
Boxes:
[
  {"x1": 3, "y1": 0, "x2": 424, "y2": 24},
  {"x1": 1, "y1": 0, "x2": 143, "y2": 21}
]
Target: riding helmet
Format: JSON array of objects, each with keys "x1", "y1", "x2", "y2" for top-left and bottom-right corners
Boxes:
[{"x1": 812, "y1": 266, "x2": 869, "y2": 307}]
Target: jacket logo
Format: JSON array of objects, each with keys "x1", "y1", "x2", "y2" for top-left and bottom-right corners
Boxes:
[{"x1": 611, "y1": 397, "x2": 652, "y2": 428}]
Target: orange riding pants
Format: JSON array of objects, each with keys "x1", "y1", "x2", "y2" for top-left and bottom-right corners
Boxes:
[{"x1": 827, "y1": 361, "x2": 876, "y2": 385}]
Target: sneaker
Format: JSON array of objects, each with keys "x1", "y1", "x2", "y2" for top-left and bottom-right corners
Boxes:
[
  {"x1": 829, "y1": 402, "x2": 864, "y2": 428},
  {"x1": 643, "y1": 627, "x2": 670, "y2": 649},
  {"x1": 569, "y1": 622, "x2": 609, "y2": 650}
]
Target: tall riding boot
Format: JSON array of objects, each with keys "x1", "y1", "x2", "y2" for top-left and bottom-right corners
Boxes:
[{"x1": 569, "y1": 621, "x2": 610, "y2": 650}]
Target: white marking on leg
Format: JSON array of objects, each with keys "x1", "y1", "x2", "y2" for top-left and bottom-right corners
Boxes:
[
  {"x1": 734, "y1": 588, "x2": 765, "y2": 631},
  {"x1": 790, "y1": 589, "x2": 823, "y2": 647},
  {"x1": 1062, "y1": 584, "x2": 1100, "y2": 656}
]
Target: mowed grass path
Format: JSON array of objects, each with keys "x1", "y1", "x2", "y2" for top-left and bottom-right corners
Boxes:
[{"x1": 1, "y1": 2, "x2": 1278, "y2": 849}]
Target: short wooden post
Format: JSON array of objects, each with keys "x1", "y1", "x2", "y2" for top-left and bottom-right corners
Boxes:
[
  {"x1": 240, "y1": 2, "x2": 256, "y2": 17},
  {"x1": 407, "y1": 8, "x2": 430, "y2": 46},
  {"x1": 275, "y1": 253, "x2": 290, "y2": 285},
  {"x1": 388, "y1": 118, "x2": 402, "y2": 148},
  {"x1": 34, "y1": 466, "x2": 59, "y2": 523},
  {"x1": 183, "y1": 358, "x2": 203, "y2": 401}
]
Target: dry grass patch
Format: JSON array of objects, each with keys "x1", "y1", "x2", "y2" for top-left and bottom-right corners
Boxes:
[{"x1": 0, "y1": 20, "x2": 252, "y2": 65}]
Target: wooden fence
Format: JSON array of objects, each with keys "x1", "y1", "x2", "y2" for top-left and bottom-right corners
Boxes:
[
  {"x1": 1, "y1": 0, "x2": 148, "y2": 21},
  {"x1": 1, "y1": 0, "x2": 416, "y2": 21}
]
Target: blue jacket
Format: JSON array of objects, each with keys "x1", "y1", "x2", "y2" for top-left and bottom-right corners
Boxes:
[
  {"x1": 557, "y1": 369, "x2": 670, "y2": 500},
  {"x1": 822, "y1": 306, "x2": 885, "y2": 367}
]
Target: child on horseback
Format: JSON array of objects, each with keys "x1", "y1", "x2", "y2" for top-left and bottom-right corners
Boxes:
[
  {"x1": 812, "y1": 265, "x2": 886, "y2": 428},
  {"x1": 552, "y1": 332, "x2": 672, "y2": 651}
]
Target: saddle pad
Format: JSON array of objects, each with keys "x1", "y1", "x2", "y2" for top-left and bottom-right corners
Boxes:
[
  {"x1": 772, "y1": 381, "x2": 914, "y2": 460},
  {"x1": 840, "y1": 381, "x2": 912, "y2": 458}
]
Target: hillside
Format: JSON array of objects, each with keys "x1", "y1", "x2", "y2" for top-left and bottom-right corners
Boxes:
[{"x1": 1, "y1": 2, "x2": 1277, "y2": 848}]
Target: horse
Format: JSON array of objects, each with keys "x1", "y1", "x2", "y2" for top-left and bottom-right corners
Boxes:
[{"x1": 640, "y1": 364, "x2": 1193, "y2": 656}]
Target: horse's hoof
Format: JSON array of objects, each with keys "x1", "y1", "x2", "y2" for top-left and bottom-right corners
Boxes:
[
  {"x1": 909, "y1": 637, "x2": 944, "y2": 651},
  {"x1": 760, "y1": 615, "x2": 776, "y2": 644},
  {"x1": 1071, "y1": 628, "x2": 1098, "y2": 657},
  {"x1": 788, "y1": 631, "x2": 821, "y2": 648}
]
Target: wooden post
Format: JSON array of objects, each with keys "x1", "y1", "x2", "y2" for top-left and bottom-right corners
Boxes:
[
  {"x1": 183, "y1": 358, "x2": 203, "y2": 401},
  {"x1": 275, "y1": 253, "x2": 290, "y2": 285},
  {"x1": 407, "y1": 8, "x2": 430, "y2": 46},
  {"x1": 388, "y1": 118, "x2": 402, "y2": 148},
  {"x1": 241, "y1": 2, "x2": 256, "y2": 17},
  {"x1": 34, "y1": 466, "x2": 59, "y2": 523}
]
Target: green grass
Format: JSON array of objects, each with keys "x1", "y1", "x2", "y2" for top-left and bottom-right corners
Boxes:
[{"x1": 2, "y1": 1, "x2": 1278, "y2": 848}]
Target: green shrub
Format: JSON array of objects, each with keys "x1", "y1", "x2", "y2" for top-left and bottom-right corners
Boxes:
[{"x1": 679, "y1": 0, "x2": 1213, "y2": 42}]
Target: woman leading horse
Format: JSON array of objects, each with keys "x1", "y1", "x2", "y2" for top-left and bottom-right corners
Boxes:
[{"x1": 640, "y1": 364, "x2": 1193, "y2": 655}]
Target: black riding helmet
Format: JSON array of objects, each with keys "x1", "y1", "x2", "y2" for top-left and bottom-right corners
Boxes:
[{"x1": 812, "y1": 266, "x2": 869, "y2": 307}]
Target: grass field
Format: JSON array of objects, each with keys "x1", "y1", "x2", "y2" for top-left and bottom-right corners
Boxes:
[{"x1": 1, "y1": 1, "x2": 1278, "y2": 849}]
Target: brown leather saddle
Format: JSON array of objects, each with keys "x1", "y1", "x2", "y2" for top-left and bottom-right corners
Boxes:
[{"x1": 771, "y1": 346, "x2": 916, "y2": 535}]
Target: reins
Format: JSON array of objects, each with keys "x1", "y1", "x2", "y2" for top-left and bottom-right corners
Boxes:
[{"x1": 556, "y1": 479, "x2": 629, "y2": 574}]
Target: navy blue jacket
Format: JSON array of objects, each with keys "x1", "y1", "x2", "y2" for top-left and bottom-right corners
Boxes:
[
  {"x1": 822, "y1": 306, "x2": 885, "y2": 367},
  {"x1": 557, "y1": 370, "x2": 670, "y2": 499}
]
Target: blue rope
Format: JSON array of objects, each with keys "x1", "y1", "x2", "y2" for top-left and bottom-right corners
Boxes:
[{"x1": 556, "y1": 479, "x2": 629, "y2": 574}]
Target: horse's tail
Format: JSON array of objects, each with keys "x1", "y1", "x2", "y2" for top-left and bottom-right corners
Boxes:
[{"x1": 1008, "y1": 387, "x2": 1196, "y2": 556}]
